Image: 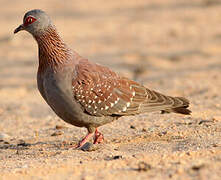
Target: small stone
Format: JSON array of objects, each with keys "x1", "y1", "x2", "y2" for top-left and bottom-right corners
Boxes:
[
  {"x1": 105, "y1": 155, "x2": 123, "y2": 161},
  {"x1": 130, "y1": 125, "x2": 136, "y2": 129},
  {"x1": 51, "y1": 131, "x2": 63, "y2": 136},
  {"x1": 81, "y1": 142, "x2": 99, "y2": 152},
  {"x1": 212, "y1": 143, "x2": 219, "y2": 147},
  {"x1": 17, "y1": 140, "x2": 30, "y2": 147},
  {"x1": 198, "y1": 119, "x2": 213, "y2": 125},
  {"x1": 191, "y1": 164, "x2": 205, "y2": 171},
  {"x1": 158, "y1": 131, "x2": 167, "y2": 136},
  {"x1": 55, "y1": 125, "x2": 66, "y2": 129},
  {"x1": 113, "y1": 155, "x2": 122, "y2": 160},
  {"x1": 142, "y1": 128, "x2": 147, "y2": 132},
  {"x1": 186, "y1": 151, "x2": 192, "y2": 156},
  {"x1": 137, "y1": 161, "x2": 152, "y2": 172}
]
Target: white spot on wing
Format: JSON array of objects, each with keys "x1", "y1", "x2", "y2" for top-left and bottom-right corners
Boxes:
[
  {"x1": 114, "y1": 97, "x2": 120, "y2": 104},
  {"x1": 122, "y1": 106, "x2": 127, "y2": 112}
]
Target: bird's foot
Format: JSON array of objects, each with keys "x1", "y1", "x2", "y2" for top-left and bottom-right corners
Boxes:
[
  {"x1": 75, "y1": 132, "x2": 93, "y2": 148},
  {"x1": 93, "y1": 129, "x2": 104, "y2": 144},
  {"x1": 75, "y1": 129, "x2": 104, "y2": 148}
]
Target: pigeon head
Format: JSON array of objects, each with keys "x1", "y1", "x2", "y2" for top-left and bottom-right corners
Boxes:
[{"x1": 14, "y1": 9, "x2": 52, "y2": 36}]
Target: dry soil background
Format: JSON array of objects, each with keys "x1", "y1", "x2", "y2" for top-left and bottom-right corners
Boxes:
[{"x1": 0, "y1": 0, "x2": 221, "y2": 179}]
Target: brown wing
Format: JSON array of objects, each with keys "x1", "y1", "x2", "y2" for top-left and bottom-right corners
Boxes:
[
  {"x1": 72, "y1": 59, "x2": 190, "y2": 117},
  {"x1": 72, "y1": 59, "x2": 147, "y2": 116}
]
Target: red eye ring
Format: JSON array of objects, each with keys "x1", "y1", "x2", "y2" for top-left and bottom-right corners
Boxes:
[{"x1": 24, "y1": 16, "x2": 36, "y2": 26}]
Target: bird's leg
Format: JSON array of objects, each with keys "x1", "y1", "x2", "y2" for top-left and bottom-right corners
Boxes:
[
  {"x1": 93, "y1": 128, "x2": 104, "y2": 144},
  {"x1": 75, "y1": 132, "x2": 94, "y2": 148},
  {"x1": 75, "y1": 129, "x2": 104, "y2": 148}
]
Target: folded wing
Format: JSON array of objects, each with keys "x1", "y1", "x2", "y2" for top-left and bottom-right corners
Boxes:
[{"x1": 72, "y1": 59, "x2": 191, "y2": 117}]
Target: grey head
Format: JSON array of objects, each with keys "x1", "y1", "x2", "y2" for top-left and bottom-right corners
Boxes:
[{"x1": 14, "y1": 9, "x2": 52, "y2": 36}]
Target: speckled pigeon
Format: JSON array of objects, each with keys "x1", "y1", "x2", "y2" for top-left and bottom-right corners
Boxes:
[{"x1": 14, "y1": 9, "x2": 191, "y2": 148}]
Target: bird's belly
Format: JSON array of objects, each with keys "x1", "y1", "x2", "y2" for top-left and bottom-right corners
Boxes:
[
  {"x1": 45, "y1": 86, "x2": 85, "y2": 127},
  {"x1": 39, "y1": 71, "x2": 86, "y2": 127}
]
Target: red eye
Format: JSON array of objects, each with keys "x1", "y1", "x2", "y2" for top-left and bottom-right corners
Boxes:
[{"x1": 24, "y1": 16, "x2": 36, "y2": 26}]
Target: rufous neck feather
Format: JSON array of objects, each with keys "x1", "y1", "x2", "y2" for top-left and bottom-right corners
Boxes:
[{"x1": 34, "y1": 25, "x2": 72, "y2": 72}]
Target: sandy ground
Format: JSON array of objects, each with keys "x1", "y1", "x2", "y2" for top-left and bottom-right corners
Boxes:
[{"x1": 0, "y1": 0, "x2": 221, "y2": 179}]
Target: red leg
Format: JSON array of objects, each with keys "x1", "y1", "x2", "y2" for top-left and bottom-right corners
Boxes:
[
  {"x1": 93, "y1": 128, "x2": 104, "y2": 144},
  {"x1": 75, "y1": 132, "x2": 93, "y2": 148}
]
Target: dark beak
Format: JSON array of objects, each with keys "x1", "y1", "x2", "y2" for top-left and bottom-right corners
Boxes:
[{"x1": 14, "y1": 24, "x2": 24, "y2": 34}]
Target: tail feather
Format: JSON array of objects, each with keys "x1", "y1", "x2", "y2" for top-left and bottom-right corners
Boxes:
[
  {"x1": 141, "y1": 89, "x2": 191, "y2": 115},
  {"x1": 172, "y1": 107, "x2": 191, "y2": 115},
  {"x1": 161, "y1": 97, "x2": 191, "y2": 115}
]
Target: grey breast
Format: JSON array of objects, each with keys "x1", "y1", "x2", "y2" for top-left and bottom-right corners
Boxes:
[{"x1": 41, "y1": 66, "x2": 87, "y2": 127}]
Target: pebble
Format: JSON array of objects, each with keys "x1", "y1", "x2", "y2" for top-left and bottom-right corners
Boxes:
[
  {"x1": 191, "y1": 164, "x2": 205, "y2": 171},
  {"x1": 81, "y1": 142, "x2": 99, "y2": 152},
  {"x1": 105, "y1": 155, "x2": 123, "y2": 161},
  {"x1": 142, "y1": 128, "x2": 147, "y2": 132},
  {"x1": 158, "y1": 131, "x2": 167, "y2": 136},
  {"x1": 137, "y1": 161, "x2": 152, "y2": 172},
  {"x1": 51, "y1": 131, "x2": 63, "y2": 136},
  {"x1": 17, "y1": 140, "x2": 30, "y2": 147},
  {"x1": 130, "y1": 125, "x2": 136, "y2": 129},
  {"x1": 55, "y1": 125, "x2": 66, "y2": 129}
]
